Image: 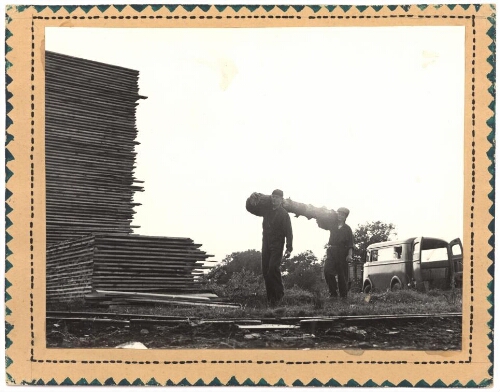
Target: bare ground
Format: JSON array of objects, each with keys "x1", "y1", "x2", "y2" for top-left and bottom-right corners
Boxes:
[
  {"x1": 46, "y1": 316, "x2": 461, "y2": 350},
  {"x1": 46, "y1": 290, "x2": 462, "y2": 351}
]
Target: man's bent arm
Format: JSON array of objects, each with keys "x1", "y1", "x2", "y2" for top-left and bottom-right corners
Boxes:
[
  {"x1": 346, "y1": 226, "x2": 354, "y2": 261},
  {"x1": 285, "y1": 213, "x2": 293, "y2": 253}
]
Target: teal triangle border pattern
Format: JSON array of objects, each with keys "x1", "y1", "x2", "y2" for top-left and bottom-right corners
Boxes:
[
  {"x1": 22, "y1": 377, "x2": 495, "y2": 387},
  {"x1": 5, "y1": 5, "x2": 15, "y2": 384},
  {"x1": 8, "y1": 4, "x2": 497, "y2": 13},
  {"x1": 485, "y1": 10, "x2": 496, "y2": 380},
  {"x1": 5, "y1": 4, "x2": 495, "y2": 387}
]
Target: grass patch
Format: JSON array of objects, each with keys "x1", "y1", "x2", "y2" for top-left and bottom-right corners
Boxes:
[{"x1": 48, "y1": 288, "x2": 462, "y2": 320}]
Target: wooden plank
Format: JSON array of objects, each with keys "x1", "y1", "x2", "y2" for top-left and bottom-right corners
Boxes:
[
  {"x1": 122, "y1": 298, "x2": 240, "y2": 308},
  {"x1": 94, "y1": 290, "x2": 212, "y2": 301},
  {"x1": 236, "y1": 324, "x2": 300, "y2": 331}
]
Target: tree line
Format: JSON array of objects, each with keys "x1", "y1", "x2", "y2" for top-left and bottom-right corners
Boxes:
[{"x1": 204, "y1": 221, "x2": 396, "y2": 299}]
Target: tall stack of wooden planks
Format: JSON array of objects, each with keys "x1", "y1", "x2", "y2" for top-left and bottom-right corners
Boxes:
[
  {"x1": 45, "y1": 51, "x2": 145, "y2": 244},
  {"x1": 45, "y1": 52, "x2": 218, "y2": 305}
]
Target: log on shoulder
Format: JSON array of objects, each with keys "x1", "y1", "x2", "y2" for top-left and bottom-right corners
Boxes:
[{"x1": 246, "y1": 192, "x2": 338, "y2": 221}]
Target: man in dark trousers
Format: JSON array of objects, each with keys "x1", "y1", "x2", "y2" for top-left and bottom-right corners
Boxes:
[
  {"x1": 246, "y1": 189, "x2": 293, "y2": 306},
  {"x1": 316, "y1": 207, "x2": 354, "y2": 298}
]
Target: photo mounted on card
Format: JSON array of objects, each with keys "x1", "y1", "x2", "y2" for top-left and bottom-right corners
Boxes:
[{"x1": 5, "y1": 3, "x2": 495, "y2": 387}]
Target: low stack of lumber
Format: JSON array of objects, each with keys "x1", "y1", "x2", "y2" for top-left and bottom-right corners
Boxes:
[
  {"x1": 45, "y1": 51, "x2": 146, "y2": 245},
  {"x1": 46, "y1": 236, "x2": 96, "y2": 304},
  {"x1": 46, "y1": 234, "x2": 218, "y2": 305},
  {"x1": 91, "y1": 233, "x2": 214, "y2": 293}
]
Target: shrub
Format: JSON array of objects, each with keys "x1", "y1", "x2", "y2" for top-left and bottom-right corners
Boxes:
[
  {"x1": 283, "y1": 263, "x2": 323, "y2": 293},
  {"x1": 205, "y1": 269, "x2": 324, "y2": 308},
  {"x1": 206, "y1": 269, "x2": 267, "y2": 306},
  {"x1": 282, "y1": 251, "x2": 323, "y2": 293},
  {"x1": 282, "y1": 285, "x2": 315, "y2": 305},
  {"x1": 206, "y1": 250, "x2": 262, "y2": 284}
]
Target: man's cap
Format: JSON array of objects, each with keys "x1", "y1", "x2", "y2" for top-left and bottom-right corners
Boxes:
[
  {"x1": 272, "y1": 189, "x2": 284, "y2": 197},
  {"x1": 337, "y1": 207, "x2": 350, "y2": 217}
]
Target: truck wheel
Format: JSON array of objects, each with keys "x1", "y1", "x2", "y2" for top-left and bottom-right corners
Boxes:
[
  {"x1": 363, "y1": 282, "x2": 372, "y2": 294},
  {"x1": 391, "y1": 281, "x2": 401, "y2": 291}
]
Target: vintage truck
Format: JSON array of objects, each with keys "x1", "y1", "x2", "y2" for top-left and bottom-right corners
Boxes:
[{"x1": 362, "y1": 237, "x2": 463, "y2": 293}]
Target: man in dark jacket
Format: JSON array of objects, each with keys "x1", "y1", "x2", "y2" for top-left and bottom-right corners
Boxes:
[
  {"x1": 316, "y1": 207, "x2": 354, "y2": 298},
  {"x1": 246, "y1": 189, "x2": 293, "y2": 306}
]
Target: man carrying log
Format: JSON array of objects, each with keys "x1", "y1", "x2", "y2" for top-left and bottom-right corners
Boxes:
[
  {"x1": 246, "y1": 189, "x2": 293, "y2": 307},
  {"x1": 316, "y1": 207, "x2": 354, "y2": 299}
]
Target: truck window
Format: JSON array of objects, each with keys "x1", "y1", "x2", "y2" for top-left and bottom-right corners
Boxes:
[
  {"x1": 422, "y1": 246, "x2": 448, "y2": 262},
  {"x1": 452, "y1": 244, "x2": 462, "y2": 255},
  {"x1": 371, "y1": 247, "x2": 401, "y2": 262}
]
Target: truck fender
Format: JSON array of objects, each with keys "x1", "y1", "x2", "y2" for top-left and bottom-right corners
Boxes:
[
  {"x1": 363, "y1": 277, "x2": 373, "y2": 293},
  {"x1": 390, "y1": 276, "x2": 403, "y2": 291}
]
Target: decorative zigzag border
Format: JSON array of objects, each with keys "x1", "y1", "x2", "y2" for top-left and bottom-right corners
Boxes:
[
  {"x1": 485, "y1": 9, "x2": 496, "y2": 382},
  {"x1": 18, "y1": 376, "x2": 495, "y2": 387},
  {"x1": 5, "y1": 8, "x2": 15, "y2": 385},
  {"x1": 10, "y1": 4, "x2": 490, "y2": 13},
  {"x1": 4, "y1": 4, "x2": 495, "y2": 387}
]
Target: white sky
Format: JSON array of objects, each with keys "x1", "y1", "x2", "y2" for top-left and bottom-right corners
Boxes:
[{"x1": 46, "y1": 26, "x2": 465, "y2": 263}]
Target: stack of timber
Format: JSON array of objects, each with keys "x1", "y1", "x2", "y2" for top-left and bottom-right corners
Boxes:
[
  {"x1": 46, "y1": 234, "x2": 218, "y2": 305},
  {"x1": 46, "y1": 236, "x2": 96, "y2": 303},
  {"x1": 45, "y1": 52, "x2": 220, "y2": 306},
  {"x1": 45, "y1": 51, "x2": 146, "y2": 245}
]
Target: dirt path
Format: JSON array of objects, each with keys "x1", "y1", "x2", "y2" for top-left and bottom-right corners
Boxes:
[{"x1": 47, "y1": 316, "x2": 461, "y2": 350}]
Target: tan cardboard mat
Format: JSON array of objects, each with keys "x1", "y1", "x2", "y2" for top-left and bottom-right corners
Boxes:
[{"x1": 4, "y1": 2, "x2": 495, "y2": 387}]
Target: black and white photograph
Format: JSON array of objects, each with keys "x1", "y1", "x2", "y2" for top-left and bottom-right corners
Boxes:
[{"x1": 43, "y1": 23, "x2": 466, "y2": 352}]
